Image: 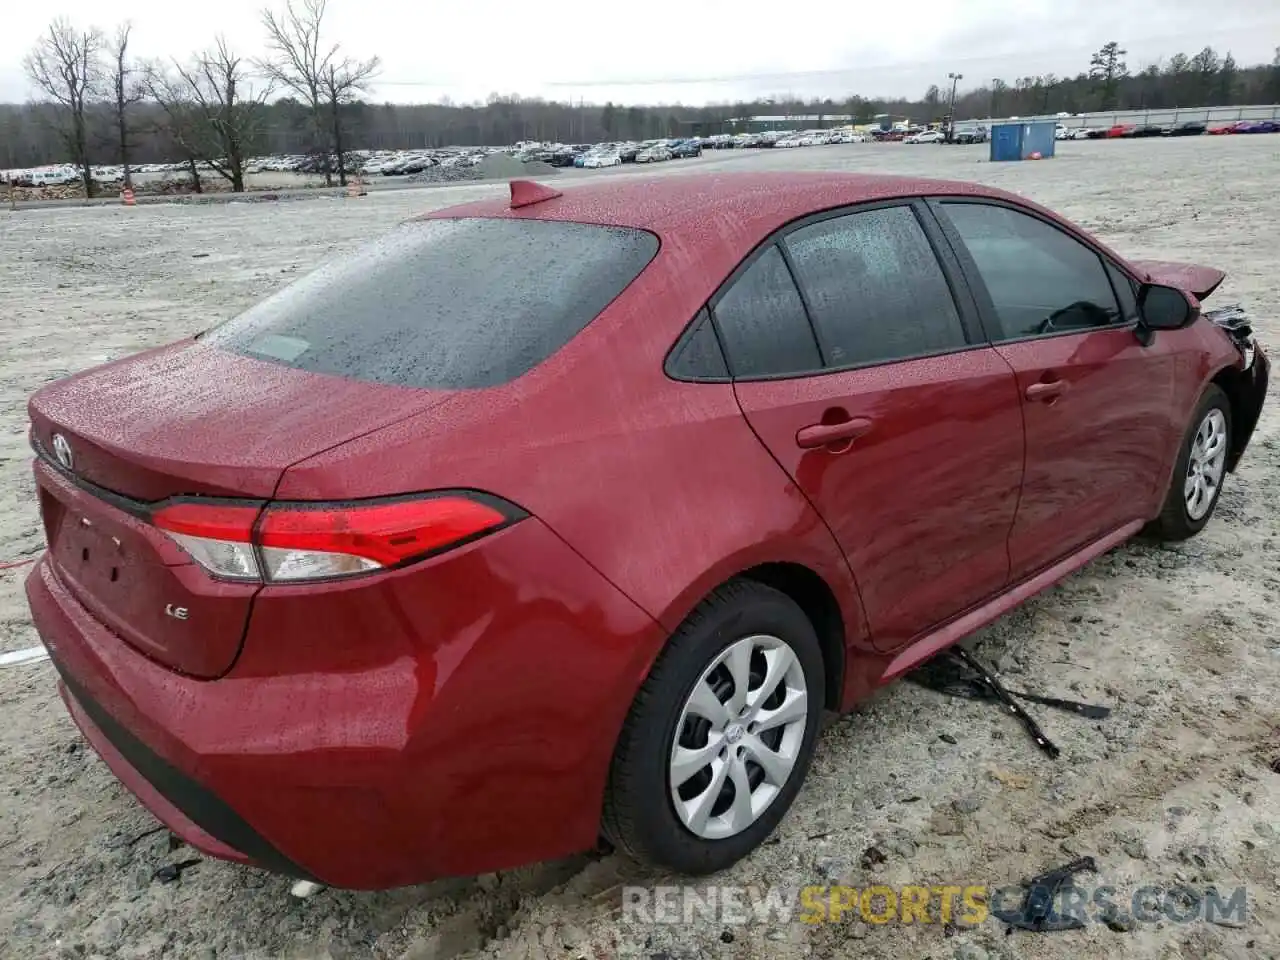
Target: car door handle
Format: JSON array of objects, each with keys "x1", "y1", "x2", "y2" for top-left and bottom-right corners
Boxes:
[
  {"x1": 796, "y1": 417, "x2": 873, "y2": 449},
  {"x1": 1025, "y1": 380, "x2": 1068, "y2": 402}
]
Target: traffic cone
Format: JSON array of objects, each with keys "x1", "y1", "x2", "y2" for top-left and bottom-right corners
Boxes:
[{"x1": 121, "y1": 187, "x2": 135, "y2": 206}]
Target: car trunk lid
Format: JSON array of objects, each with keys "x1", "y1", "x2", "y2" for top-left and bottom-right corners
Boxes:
[
  {"x1": 29, "y1": 341, "x2": 446, "y2": 677},
  {"x1": 28, "y1": 340, "x2": 438, "y2": 501}
]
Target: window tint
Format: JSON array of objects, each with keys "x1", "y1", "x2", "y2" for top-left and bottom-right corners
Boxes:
[
  {"x1": 712, "y1": 244, "x2": 821, "y2": 377},
  {"x1": 667, "y1": 309, "x2": 729, "y2": 380},
  {"x1": 1106, "y1": 261, "x2": 1139, "y2": 321},
  {"x1": 942, "y1": 202, "x2": 1122, "y2": 340},
  {"x1": 205, "y1": 218, "x2": 658, "y2": 389},
  {"x1": 783, "y1": 206, "x2": 966, "y2": 367}
]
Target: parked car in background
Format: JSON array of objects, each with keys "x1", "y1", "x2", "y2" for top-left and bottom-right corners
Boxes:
[
  {"x1": 26, "y1": 171, "x2": 1267, "y2": 890},
  {"x1": 1106, "y1": 124, "x2": 1136, "y2": 138},
  {"x1": 583, "y1": 151, "x2": 622, "y2": 169},
  {"x1": 1166, "y1": 122, "x2": 1207, "y2": 137},
  {"x1": 29, "y1": 166, "x2": 80, "y2": 187},
  {"x1": 1054, "y1": 125, "x2": 1070, "y2": 140},
  {"x1": 636, "y1": 143, "x2": 673, "y2": 163},
  {"x1": 671, "y1": 139, "x2": 702, "y2": 158},
  {"x1": 952, "y1": 125, "x2": 988, "y2": 144},
  {"x1": 1070, "y1": 127, "x2": 1094, "y2": 140},
  {"x1": 904, "y1": 130, "x2": 944, "y2": 144},
  {"x1": 1233, "y1": 120, "x2": 1280, "y2": 134}
]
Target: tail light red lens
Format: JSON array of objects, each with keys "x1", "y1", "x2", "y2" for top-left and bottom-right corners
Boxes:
[
  {"x1": 152, "y1": 494, "x2": 520, "y2": 583},
  {"x1": 153, "y1": 502, "x2": 261, "y2": 581}
]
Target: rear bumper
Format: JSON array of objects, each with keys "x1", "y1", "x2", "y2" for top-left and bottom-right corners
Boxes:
[
  {"x1": 26, "y1": 515, "x2": 665, "y2": 889},
  {"x1": 55, "y1": 662, "x2": 313, "y2": 878}
]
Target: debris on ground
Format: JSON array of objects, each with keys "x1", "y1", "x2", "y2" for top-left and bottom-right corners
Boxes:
[
  {"x1": 992, "y1": 856, "x2": 1098, "y2": 932},
  {"x1": 152, "y1": 859, "x2": 201, "y2": 884},
  {"x1": 908, "y1": 646, "x2": 1112, "y2": 758}
]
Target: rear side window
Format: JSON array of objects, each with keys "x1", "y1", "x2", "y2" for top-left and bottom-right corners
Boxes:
[
  {"x1": 783, "y1": 206, "x2": 966, "y2": 367},
  {"x1": 206, "y1": 218, "x2": 658, "y2": 389},
  {"x1": 712, "y1": 245, "x2": 821, "y2": 377},
  {"x1": 667, "y1": 309, "x2": 729, "y2": 380}
]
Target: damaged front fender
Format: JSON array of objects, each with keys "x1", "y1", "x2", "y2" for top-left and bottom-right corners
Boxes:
[{"x1": 1206, "y1": 305, "x2": 1269, "y2": 471}]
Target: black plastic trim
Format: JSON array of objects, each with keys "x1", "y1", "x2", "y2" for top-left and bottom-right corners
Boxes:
[{"x1": 51, "y1": 656, "x2": 319, "y2": 882}]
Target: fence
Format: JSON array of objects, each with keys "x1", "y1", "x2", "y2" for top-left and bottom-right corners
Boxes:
[{"x1": 976, "y1": 103, "x2": 1280, "y2": 131}]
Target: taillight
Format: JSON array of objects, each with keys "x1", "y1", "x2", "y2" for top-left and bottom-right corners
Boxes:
[
  {"x1": 152, "y1": 494, "x2": 519, "y2": 583},
  {"x1": 152, "y1": 502, "x2": 261, "y2": 581}
]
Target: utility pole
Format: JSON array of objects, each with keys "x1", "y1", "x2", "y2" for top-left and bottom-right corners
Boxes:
[
  {"x1": 991, "y1": 78, "x2": 1000, "y2": 119},
  {"x1": 947, "y1": 72, "x2": 963, "y2": 141}
]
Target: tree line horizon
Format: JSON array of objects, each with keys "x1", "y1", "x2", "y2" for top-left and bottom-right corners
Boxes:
[{"x1": 6, "y1": 21, "x2": 1279, "y2": 195}]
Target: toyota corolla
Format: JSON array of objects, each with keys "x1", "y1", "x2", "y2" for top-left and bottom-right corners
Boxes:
[{"x1": 26, "y1": 173, "x2": 1268, "y2": 889}]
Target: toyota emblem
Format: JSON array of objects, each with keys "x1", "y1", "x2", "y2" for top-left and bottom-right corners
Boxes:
[{"x1": 52, "y1": 433, "x2": 74, "y2": 471}]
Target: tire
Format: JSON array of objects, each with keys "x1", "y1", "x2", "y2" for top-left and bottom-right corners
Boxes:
[
  {"x1": 602, "y1": 580, "x2": 825, "y2": 875},
  {"x1": 1148, "y1": 384, "x2": 1232, "y2": 541}
]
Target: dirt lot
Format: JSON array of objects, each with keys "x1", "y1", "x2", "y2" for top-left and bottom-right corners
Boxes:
[{"x1": 0, "y1": 136, "x2": 1277, "y2": 960}]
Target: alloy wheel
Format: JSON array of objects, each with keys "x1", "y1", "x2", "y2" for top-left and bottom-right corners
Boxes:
[
  {"x1": 1185, "y1": 408, "x2": 1228, "y2": 521},
  {"x1": 668, "y1": 634, "x2": 808, "y2": 840}
]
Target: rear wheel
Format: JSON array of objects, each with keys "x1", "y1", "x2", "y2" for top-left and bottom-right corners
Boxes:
[
  {"x1": 602, "y1": 580, "x2": 824, "y2": 874},
  {"x1": 1148, "y1": 385, "x2": 1232, "y2": 541}
]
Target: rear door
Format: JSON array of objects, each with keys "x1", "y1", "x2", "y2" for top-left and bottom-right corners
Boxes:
[
  {"x1": 932, "y1": 198, "x2": 1179, "y2": 579},
  {"x1": 719, "y1": 202, "x2": 1025, "y2": 652}
]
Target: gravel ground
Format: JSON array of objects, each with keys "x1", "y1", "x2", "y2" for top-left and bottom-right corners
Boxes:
[{"x1": 0, "y1": 136, "x2": 1277, "y2": 960}]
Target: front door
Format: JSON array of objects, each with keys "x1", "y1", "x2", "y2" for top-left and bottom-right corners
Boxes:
[
  {"x1": 933, "y1": 198, "x2": 1179, "y2": 578},
  {"x1": 712, "y1": 203, "x2": 1025, "y2": 652}
]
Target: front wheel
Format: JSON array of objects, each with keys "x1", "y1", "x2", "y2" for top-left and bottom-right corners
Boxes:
[
  {"x1": 1148, "y1": 384, "x2": 1232, "y2": 541},
  {"x1": 602, "y1": 581, "x2": 824, "y2": 874}
]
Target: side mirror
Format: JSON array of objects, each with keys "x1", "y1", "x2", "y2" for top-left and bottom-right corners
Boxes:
[{"x1": 1138, "y1": 283, "x2": 1195, "y2": 331}]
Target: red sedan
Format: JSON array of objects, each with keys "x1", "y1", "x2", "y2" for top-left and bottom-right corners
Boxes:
[{"x1": 25, "y1": 173, "x2": 1268, "y2": 888}]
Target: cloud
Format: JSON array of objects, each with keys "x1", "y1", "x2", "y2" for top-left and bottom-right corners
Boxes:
[{"x1": 1, "y1": 0, "x2": 1277, "y2": 104}]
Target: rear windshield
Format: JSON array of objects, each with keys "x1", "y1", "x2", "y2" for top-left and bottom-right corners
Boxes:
[{"x1": 206, "y1": 217, "x2": 659, "y2": 389}]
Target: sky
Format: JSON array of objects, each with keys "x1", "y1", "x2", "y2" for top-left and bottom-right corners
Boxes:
[{"x1": 2, "y1": 0, "x2": 1278, "y2": 107}]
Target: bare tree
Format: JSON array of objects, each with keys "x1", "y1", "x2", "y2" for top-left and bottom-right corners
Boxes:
[
  {"x1": 321, "y1": 54, "x2": 380, "y2": 185},
  {"x1": 142, "y1": 62, "x2": 207, "y2": 192},
  {"x1": 23, "y1": 18, "x2": 103, "y2": 195},
  {"x1": 260, "y1": 0, "x2": 335, "y2": 183},
  {"x1": 151, "y1": 39, "x2": 271, "y2": 192},
  {"x1": 106, "y1": 22, "x2": 144, "y2": 189}
]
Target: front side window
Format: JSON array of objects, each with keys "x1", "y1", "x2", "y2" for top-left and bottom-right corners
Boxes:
[
  {"x1": 783, "y1": 206, "x2": 967, "y2": 367},
  {"x1": 942, "y1": 202, "x2": 1122, "y2": 340}
]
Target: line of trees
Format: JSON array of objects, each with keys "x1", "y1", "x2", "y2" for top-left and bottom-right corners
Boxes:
[
  {"x1": 10, "y1": 0, "x2": 377, "y2": 194},
  {"x1": 6, "y1": 36, "x2": 1280, "y2": 192}
]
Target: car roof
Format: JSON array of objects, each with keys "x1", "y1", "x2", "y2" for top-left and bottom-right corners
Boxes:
[{"x1": 421, "y1": 172, "x2": 1019, "y2": 245}]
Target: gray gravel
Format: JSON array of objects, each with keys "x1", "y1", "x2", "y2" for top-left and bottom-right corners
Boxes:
[{"x1": 1, "y1": 136, "x2": 1278, "y2": 960}]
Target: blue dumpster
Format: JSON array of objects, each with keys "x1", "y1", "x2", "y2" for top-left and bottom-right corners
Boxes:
[{"x1": 990, "y1": 121, "x2": 1056, "y2": 161}]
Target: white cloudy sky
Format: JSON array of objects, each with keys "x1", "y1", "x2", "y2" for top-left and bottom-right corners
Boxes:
[{"x1": 2, "y1": 0, "x2": 1278, "y2": 105}]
